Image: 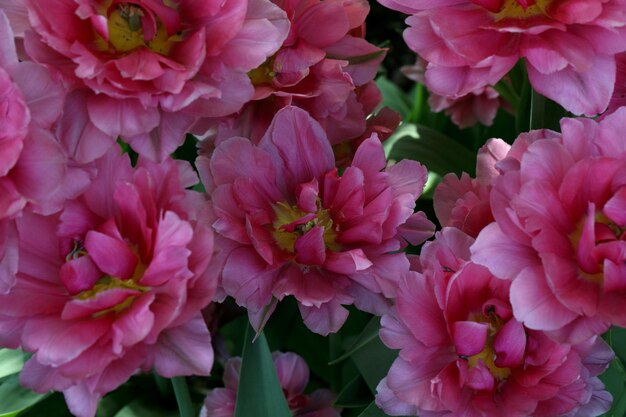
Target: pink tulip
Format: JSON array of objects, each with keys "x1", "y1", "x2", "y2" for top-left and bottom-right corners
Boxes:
[
  {"x1": 0, "y1": 149, "x2": 216, "y2": 417},
  {"x1": 434, "y1": 138, "x2": 510, "y2": 238},
  {"x1": 472, "y1": 109, "x2": 626, "y2": 343},
  {"x1": 376, "y1": 228, "x2": 613, "y2": 417},
  {"x1": 381, "y1": 0, "x2": 626, "y2": 116},
  {"x1": 198, "y1": 106, "x2": 434, "y2": 335}
]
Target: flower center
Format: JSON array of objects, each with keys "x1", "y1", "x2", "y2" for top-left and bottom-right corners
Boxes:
[
  {"x1": 63, "y1": 239, "x2": 148, "y2": 317},
  {"x1": 248, "y1": 55, "x2": 277, "y2": 86},
  {"x1": 466, "y1": 307, "x2": 511, "y2": 380},
  {"x1": 95, "y1": 2, "x2": 182, "y2": 55},
  {"x1": 473, "y1": 0, "x2": 552, "y2": 19},
  {"x1": 271, "y1": 202, "x2": 338, "y2": 254},
  {"x1": 570, "y1": 209, "x2": 626, "y2": 281}
]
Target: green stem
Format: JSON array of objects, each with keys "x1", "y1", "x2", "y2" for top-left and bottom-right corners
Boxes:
[
  {"x1": 515, "y1": 71, "x2": 530, "y2": 135},
  {"x1": 529, "y1": 89, "x2": 546, "y2": 131},
  {"x1": 493, "y1": 80, "x2": 519, "y2": 109},
  {"x1": 328, "y1": 333, "x2": 342, "y2": 394},
  {"x1": 171, "y1": 376, "x2": 194, "y2": 417},
  {"x1": 408, "y1": 83, "x2": 425, "y2": 124}
]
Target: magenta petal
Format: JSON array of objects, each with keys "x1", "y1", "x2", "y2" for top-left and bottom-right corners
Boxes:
[
  {"x1": 294, "y1": 226, "x2": 326, "y2": 265},
  {"x1": 152, "y1": 314, "x2": 213, "y2": 377},
  {"x1": 351, "y1": 135, "x2": 387, "y2": 173},
  {"x1": 111, "y1": 293, "x2": 155, "y2": 354},
  {"x1": 61, "y1": 288, "x2": 142, "y2": 320},
  {"x1": 296, "y1": 179, "x2": 319, "y2": 213},
  {"x1": 84, "y1": 231, "x2": 138, "y2": 280},
  {"x1": 324, "y1": 249, "x2": 372, "y2": 274},
  {"x1": 298, "y1": 301, "x2": 349, "y2": 336},
  {"x1": 10, "y1": 61, "x2": 65, "y2": 129},
  {"x1": 471, "y1": 222, "x2": 539, "y2": 279},
  {"x1": 125, "y1": 111, "x2": 195, "y2": 162},
  {"x1": 59, "y1": 256, "x2": 102, "y2": 295},
  {"x1": 57, "y1": 91, "x2": 115, "y2": 163},
  {"x1": 452, "y1": 321, "x2": 487, "y2": 357},
  {"x1": 63, "y1": 384, "x2": 100, "y2": 417},
  {"x1": 222, "y1": 246, "x2": 275, "y2": 311},
  {"x1": 0, "y1": 219, "x2": 18, "y2": 294},
  {"x1": 603, "y1": 186, "x2": 626, "y2": 226},
  {"x1": 22, "y1": 318, "x2": 111, "y2": 366},
  {"x1": 87, "y1": 95, "x2": 160, "y2": 137},
  {"x1": 12, "y1": 128, "x2": 66, "y2": 202},
  {"x1": 273, "y1": 352, "x2": 309, "y2": 396},
  {"x1": 397, "y1": 274, "x2": 448, "y2": 347},
  {"x1": 376, "y1": 377, "x2": 420, "y2": 416},
  {"x1": 0, "y1": 10, "x2": 17, "y2": 68},
  {"x1": 398, "y1": 212, "x2": 436, "y2": 246},
  {"x1": 458, "y1": 360, "x2": 494, "y2": 391},
  {"x1": 140, "y1": 211, "x2": 193, "y2": 286},
  {"x1": 510, "y1": 266, "x2": 578, "y2": 331},
  {"x1": 526, "y1": 55, "x2": 614, "y2": 116},
  {"x1": 260, "y1": 107, "x2": 335, "y2": 192},
  {"x1": 493, "y1": 319, "x2": 526, "y2": 368}
]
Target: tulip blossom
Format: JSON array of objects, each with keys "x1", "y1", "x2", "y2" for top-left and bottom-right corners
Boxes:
[
  {"x1": 434, "y1": 138, "x2": 510, "y2": 238},
  {"x1": 376, "y1": 228, "x2": 613, "y2": 417},
  {"x1": 472, "y1": 108, "x2": 626, "y2": 343},
  {"x1": 201, "y1": 352, "x2": 340, "y2": 417},
  {"x1": 202, "y1": 0, "x2": 387, "y2": 145},
  {"x1": 402, "y1": 59, "x2": 506, "y2": 129},
  {"x1": 0, "y1": 150, "x2": 215, "y2": 417},
  {"x1": 198, "y1": 106, "x2": 434, "y2": 335},
  {"x1": 13, "y1": 0, "x2": 289, "y2": 161},
  {"x1": 380, "y1": 0, "x2": 626, "y2": 116}
]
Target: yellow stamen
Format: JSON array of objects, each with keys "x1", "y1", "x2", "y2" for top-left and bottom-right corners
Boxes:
[
  {"x1": 494, "y1": 0, "x2": 552, "y2": 20},
  {"x1": 271, "y1": 202, "x2": 339, "y2": 254}
]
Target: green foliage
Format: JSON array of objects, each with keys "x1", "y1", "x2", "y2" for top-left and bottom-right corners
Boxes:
[
  {"x1": 233, "y1": 326, "x2": 292, "y2": 417},
  {"x1": 0, "y1": 375, "x2": 46, "y2": 417}
]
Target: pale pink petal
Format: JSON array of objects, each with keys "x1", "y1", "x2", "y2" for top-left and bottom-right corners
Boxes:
[
  {"x1": 87, "y1": 96, "x2": 160, "y2": 138},
  {"x1": 526, "y1": 55, "x2": 615, "y2": 116},
  {"x1": 152, "y1": 314, "x2": 213, "y2": 377},
  {"x1": 298, "y1": 301, "x2": 349, "y2": 336}
]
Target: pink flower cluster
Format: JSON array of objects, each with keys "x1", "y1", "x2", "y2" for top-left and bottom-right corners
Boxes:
[
  {"x1": 3, "y1": 0, "x2": 290, "y2": 161},
  {"x1": 377, "y1": 106, "x2": 626, "y2": 416},
  {"x1": 201, "y1": 351, "x2": 341, "y2": 417},
  {"x1": 2, "y1": 0, "x2": 626, "y2": 415},
  {"x1": 379, "y1": 0, "x2": 626, "y2": 116}
]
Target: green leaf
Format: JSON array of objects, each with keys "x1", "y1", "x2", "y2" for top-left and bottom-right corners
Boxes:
[
  {"x1": 113, "y1": 399, "x2": 178, "y2": 417},
  {"x1": 171, "y1": 377, "x2": 194, "y2": 417},
  {"x1": 387, "y1": 124, "x2": 475, "y2": 177},
  {"x1": 0, "y1": 375, "x2": 46, "y2": 417},
  {"x1": 329, "y1": 317, "x2": 380, "y2": 365},
  {"x1": 356, "y1": 401, "x2": 394, "y2": 417},
  {"x1": 350, "y1": 334, "x2": 397, "y2": 393},
  {"x1": 20, "y1": 393, "x2": 73, "y2": 417},
  {"x1": 234, "y1": 325, "x2": 292, "y2": 417},
  {"x1": 0, "y1": 350, "x2": 24, "y2": 379},
  {"x1": 356, "y1": 401, "x2": 412, "y2": 417},
  {"x1": 376, "y1": 76, "x2": 411, "y2": 118},
  {"x1": 608, "y1": 327, "x2": 626, "y2": 363},
  {"x1": 334, "y1": 375, "x2": 372, "y2": 408}
]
